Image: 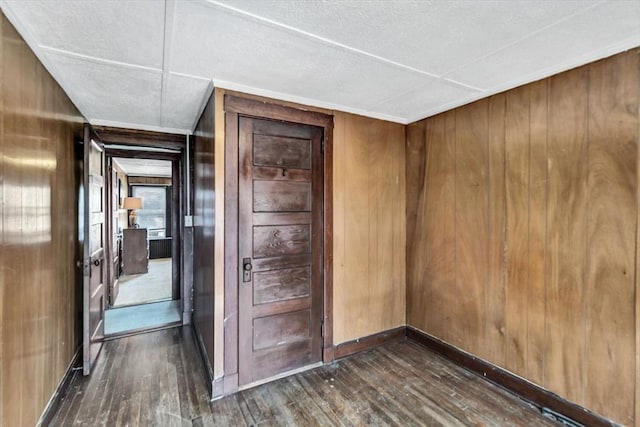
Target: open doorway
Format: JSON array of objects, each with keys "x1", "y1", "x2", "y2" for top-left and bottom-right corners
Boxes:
[{"x1": 103, "y1": 150, "x2": 182, "y2": 336}]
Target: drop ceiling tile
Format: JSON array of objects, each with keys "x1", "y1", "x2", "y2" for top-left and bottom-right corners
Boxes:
[
  {"x1": 445, "y1": 1, "x2": 640, "y2": 90},
  {"x1": 43, "y1": 50, "x2": 162, "y2": 127},
  {"x1": 161, "y1": 74, "x2": 212, "y2": 131},
  {"x1": 113, "y1": 158, "x2": 172, "y2": 177},
  {"x1": 172, "y1": 0, "x2": 445, "y2": 120},
  {"x1": 214, "y1": 0, "x2": 601, "y2": 75},
  {"x1": 3, "y1": 0, "x2": 165, "y2": 69}
]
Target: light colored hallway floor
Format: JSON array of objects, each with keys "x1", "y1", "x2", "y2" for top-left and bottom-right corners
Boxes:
[
  {"x1": 114, "y1": 258, "x2": 172, "y2": 307},
  {"x1": 104, "y1": 300, "x2": 181, "y2": 335}
]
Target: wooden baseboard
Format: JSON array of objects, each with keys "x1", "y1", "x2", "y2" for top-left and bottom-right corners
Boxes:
[
  {"x1": 334, "y1": 326, "x2": 406, "y2": 359},
  {"x1": 190, "y1": 322, "x2": 215, "y2": 398},
  {"x1": 406, "y1": 326, "x2": 617, "y2": 427},
  {"x1": 37, "y1": 347, "x2": 81, "y2": 427}
]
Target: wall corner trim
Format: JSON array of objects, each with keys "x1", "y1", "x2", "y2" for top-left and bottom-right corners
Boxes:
[
  {"x1": 334, "y1": 326, "x2": 407, "y2": 359},
  {"x1": 406, "y1": 326, "x2": 620, "y2": 427}
]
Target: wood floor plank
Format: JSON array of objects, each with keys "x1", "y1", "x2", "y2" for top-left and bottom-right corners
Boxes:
[{"x1": 52, "y1": 327, "x2": 557, "y2": 426}]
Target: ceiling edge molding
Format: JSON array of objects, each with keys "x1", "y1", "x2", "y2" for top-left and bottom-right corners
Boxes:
[
  {"x1": 90, "y1": 118, "x2": 188, "y2": 135},
  {"x1": 213, "y1": 79, "x2": 408, "y2": 124},
  {"x1": 1, "y1": 2, "x2": 91, "y2": 122},
  {"x1": 408, "y1": 39, "x2": 640, "y2": 124}
]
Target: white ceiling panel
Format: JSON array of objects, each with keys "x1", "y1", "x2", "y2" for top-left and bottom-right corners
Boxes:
[
  {"x1": 3, "y1": 0, "x2": 165, "y2": 69},
  {"x1": 2, "y1": 0, "x2": 639, "y2": 131},
  {"x1": 113, "y1": 158, "x2": 172, "y2": 178},
  {"x1": 42, "y1": 49, "x2": 163, "y2": 127},
  {"x1": 161, "y1": 73, "x2": 213, "y2": 130},
  {"x1": 172, "y1": 0, "x2": 468, "y2": 121},
  {"x1": 213, "y1": 0, "x2": 602, "y2": 77},
  {"x1": 446, "y1": 0, "x2": 640, "y2": 90}
]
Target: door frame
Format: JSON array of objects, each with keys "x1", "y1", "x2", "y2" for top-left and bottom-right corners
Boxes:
[
  {"x1": 92, "y1": 126, "x2": 187, "y2": 324},
  {"x1": 223, "y1": 95, "x2": 334, "y2": 394},
  {"x1": 104, "y1": 148, "x2": 183, "y2": 310},
  {"x1": 82, "y1": 124, "x2": 106, "y2": 375}
]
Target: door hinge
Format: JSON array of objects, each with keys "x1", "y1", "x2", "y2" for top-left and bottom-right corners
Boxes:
[
  {"x1": 321, "y1": 139, "x2": 325, "y2": 154},
  {"x1": 321, "y1": 320, "x2": 325, "y2": 338}
]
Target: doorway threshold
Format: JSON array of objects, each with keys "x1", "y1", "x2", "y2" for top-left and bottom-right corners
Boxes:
[
  {"x1": 104, "y1": 300, "x2": 181, "y2": 336},
  {"x1": 236, "y1": 361, "x2": 324, "y2": 393}
]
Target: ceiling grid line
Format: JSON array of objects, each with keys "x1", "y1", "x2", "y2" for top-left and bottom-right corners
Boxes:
[
  {"x1": 159, "y1": 0, "x2": 176, "y2": 128},
  {"x1": 440, "y1": 0, "x2": 609, "y2": 79},
  {"x1": 38, "y1": 45, "x2": 163, "y2": 74},
  {"x1": 203, "y1": 0, "x2": 483, "y2": 92},
  {"x1": 1, "y1": 0, "x2": 638, "y2": 132}
]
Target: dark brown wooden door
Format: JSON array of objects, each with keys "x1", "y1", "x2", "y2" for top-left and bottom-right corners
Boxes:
[
  {"x1": 83, "y1": 125, "x2": 106, "y2": 375},
  {"x1": 238, "y1": 117, "x2": 324, "y2": 385}
]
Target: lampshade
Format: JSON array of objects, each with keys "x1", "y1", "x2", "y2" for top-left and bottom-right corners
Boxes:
[{"x1": 122, "y1": 197, "x2": 143, "y2": 210}]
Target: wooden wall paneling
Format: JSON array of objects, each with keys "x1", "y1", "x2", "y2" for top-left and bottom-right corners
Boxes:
[
  {"x1": 441, "y1": 111, "x2": 457, "y2": 344},
  {"x1": 406, "y1": 50, "x2": 640, "y2": 426},
  {"x1": 1, "y1": 13, "x2": 83, "y2": 426},
  {"x1": 527, "y1": 79, "x2": 548, "y2": 386},
  {"x1": 333, "y1": 112, "x2": 405, "y2": 344},
  {"x1": 213, "y1": 89, "x2": 225, "y2": 380},
  {"x1": 223, "y1": 108, "x2": 239, "y2": 390},
  {"x1": 544, "y1": 66, "x2": 589, "y2": 405},
  {"x1": 409, "y1": 116, "x2": 447, "y2": 337},
  {"x1": 339, "y1": 113, "x2": 371, "y2": 342},
  {"x1": 637, "y1": 59, "x2": 640, "y2": 427},
  {"x1": 332, "y1": 113, "x2": 347, "y2": 344},
  {"x1": 405, "y1": 121, "x2": 426, "y2": 331},
  {"x1": 585, "y1": 51, "x2": 638, "y2": 424},
  {"x1": 0, "y1": 14, "x2": 3, "y2": 424},
  {"x1": 454, "y1": 99, "x2": 489, "y2": 356},
  {"x1": 391, "y1": 118, "x2": 406, "y2": 331},
  {"x1": 192, "y1": 91, "x2": 215, "y2": 388},
  {"x1": 504, "y1": 86, "x2": 530, "y2": 376},
  {"x1": 405, "y1": 121, "x2": 426, "y2": 249},
  {"x1": 485, "y1": 93, "x2": 506, "y2": 367}
]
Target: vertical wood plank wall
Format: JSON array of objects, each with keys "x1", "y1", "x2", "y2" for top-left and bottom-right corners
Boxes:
[
  {"x1": 333, "y1": 112, "x2": 406, "y2": 344},
  {"x1": 406, "y1": 49, "x2": 640, "y2": 426},
  {"x1": 0, "y1": 13, "x2": 84, "y2": 427},
  {"x1": 192, "y1": 92, "x2": 216, "y2": 376}
]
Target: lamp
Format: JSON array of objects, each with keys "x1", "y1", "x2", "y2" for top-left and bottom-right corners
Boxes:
[{"x1": 122, "y1": 197, "x2": 143, "y2": 228}]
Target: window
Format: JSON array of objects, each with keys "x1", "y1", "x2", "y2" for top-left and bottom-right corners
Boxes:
[{"x1": 131, "y1": 185, "x2": 169, "y2": 237}]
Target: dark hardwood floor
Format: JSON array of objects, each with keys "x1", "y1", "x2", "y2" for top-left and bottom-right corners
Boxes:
[{"x1": 52, "y1": 327, "x2": 557, "y2": 426}]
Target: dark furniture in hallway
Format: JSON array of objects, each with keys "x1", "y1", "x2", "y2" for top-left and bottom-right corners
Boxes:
[{"x1": 122, "y1": 228, "x2": 148, "y2": 275}]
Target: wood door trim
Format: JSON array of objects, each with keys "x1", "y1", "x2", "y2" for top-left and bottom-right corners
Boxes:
[
  {"x1": 223, "y1": 95, "x2": 334, "y2": 395},
  {"x1": 93, "y1": 125, "x2": 186, "y2": 150},
  {"x1": 102, "y1": 139, "x2": 186, "y2": 312}
]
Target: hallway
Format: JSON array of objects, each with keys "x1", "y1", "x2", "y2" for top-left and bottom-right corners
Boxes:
[{"x1": 51, "y1": 328, "x2": 556, "y2": 426}]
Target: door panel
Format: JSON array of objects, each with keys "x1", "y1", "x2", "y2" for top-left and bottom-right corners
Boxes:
[
  {"x1": 253, "y1": 225, "x2": 311, "y2": 258},
  {"x1": 253, "y1": 181, "x2": 312, "y2": 212},
  {"x1": 83, "y1": 125, "x2": 106, "y2": 375},
  {"x1": 239, "y1": 117, "x2": 324, "y2": 386},
  {"x1": 253, "y1": 134, "x2": 311, "y2": 169},
  {"x1": 253, "y1": 266, "x2": 311, "y2": 304},
  {"x1": 110, "y1": 167, "x2": 120, "y2": 305}
]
